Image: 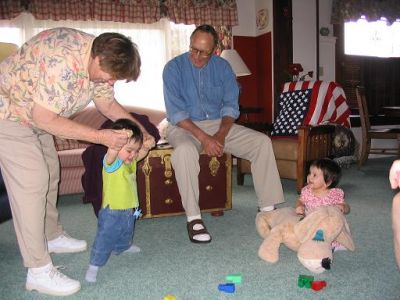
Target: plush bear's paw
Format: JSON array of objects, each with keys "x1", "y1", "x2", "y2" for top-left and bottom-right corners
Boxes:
[
  {"x1": 258, "y1": 240, "x2": 279, "y2": 263},
  {"x1": 255, "y1": 212, "x2": 272, "y2": 238},
  {"x1": 258, "y1": 250, "x2": 279, "y2": 263}
]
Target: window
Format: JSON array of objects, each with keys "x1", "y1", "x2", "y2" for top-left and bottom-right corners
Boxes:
[
  {"x1": 345, "y1": 16, "x2": 400, "y2": 58},
  {"x1": 0, "y1": 13, "x2": 195, "y2": 111}
]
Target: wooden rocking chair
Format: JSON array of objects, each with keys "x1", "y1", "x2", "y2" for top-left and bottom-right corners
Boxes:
[{"x1": 355, "y1": 86, "x2": 400, "y2": 167}]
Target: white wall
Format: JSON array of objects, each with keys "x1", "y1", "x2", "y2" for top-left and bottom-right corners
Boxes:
[
  {"x1": 292, "y1": 0, "x2": 317, "y2": 78},
  {"x1": 233, "y1": 0, "x2": 256, "y2": 37},
  {"x1": 233, "y1": 0, "x2": 274, "y2": 37},
  {"x1": 292, "y1": 0, "x2": 335, "y2": 81},
  {"x1": 233, "y1": 0, "x2": 336, "y2": 83},
  {"x1": 318, "y1": 0, "x2": 334, "y2": 36},
  {"x1": 255, "y1": 0, "x2": 273, "y2": 36}
]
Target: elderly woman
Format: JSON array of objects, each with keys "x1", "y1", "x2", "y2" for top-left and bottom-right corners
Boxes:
[{"x1": 0, "y1": 27, "x2": 154, "y2": 296}]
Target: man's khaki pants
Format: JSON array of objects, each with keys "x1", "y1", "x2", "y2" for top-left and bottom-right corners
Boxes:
[
  {"x1": 0, "y1": 120, "x2": 63, "y2": 268},
  {"x1": 167, "y1": 119, "x2": 285, "y2": 217}
]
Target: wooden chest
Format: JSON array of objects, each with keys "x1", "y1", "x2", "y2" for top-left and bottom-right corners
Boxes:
[{"x1": 137, "y1": 147, "x2": 232, "y2": 218}]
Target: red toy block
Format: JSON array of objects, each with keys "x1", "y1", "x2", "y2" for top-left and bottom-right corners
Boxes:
[{"x1": 311, "y1": 280, "x2": 327, "y2": 291}]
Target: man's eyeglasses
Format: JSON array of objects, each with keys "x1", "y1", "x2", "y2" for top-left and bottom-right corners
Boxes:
[{"x1": 189, "y1": 46, "x2": 214, "y2": 58}]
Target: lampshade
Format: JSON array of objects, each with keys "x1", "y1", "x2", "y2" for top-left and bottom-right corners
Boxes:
[{"x1": 220, "y1": 49, "x2": 251, "y2": 77}]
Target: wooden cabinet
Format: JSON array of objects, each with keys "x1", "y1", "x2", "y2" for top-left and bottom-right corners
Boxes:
[{"x1": 137, "y1": 148, "x2": 232, "y2": 218}]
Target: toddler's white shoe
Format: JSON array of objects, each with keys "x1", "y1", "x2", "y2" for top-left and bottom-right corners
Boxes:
[
  {"x1": 48, "y1": 232, "x2": 87, "y2": 253},
  {"x1": 26, "y1": 263, "x2": 80, "y2": 296}
]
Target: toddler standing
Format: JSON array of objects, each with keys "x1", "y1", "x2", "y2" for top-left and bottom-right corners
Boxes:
[{"x1": 85, "y1": 119, "x2": 149, "y2": 283}]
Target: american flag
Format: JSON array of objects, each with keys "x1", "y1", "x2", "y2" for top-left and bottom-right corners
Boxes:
[
  {"x1": 281, "y1": 81, "x2": 351, "y2": 128},
  {"x1": 272, "y1": 89, "x2": 312, "y2": 136}
]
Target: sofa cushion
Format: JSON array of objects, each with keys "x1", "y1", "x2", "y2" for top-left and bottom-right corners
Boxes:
[
  {"x1": 275, "y1": 160, "x2": 297, "y2": 180},
  {"x1": 272, "y1": 138, "x2": 298, "y2": 161},
  {"x1": 58, "y1": 149, "x2": 85, "y2": 168},
  {"x1": 54, "y1": 138, "x2": 89, "y2": 152}
]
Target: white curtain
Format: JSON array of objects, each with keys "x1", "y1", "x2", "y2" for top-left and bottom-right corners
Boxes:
[{"x1": 0, "y1": 13, "x2": 195, "y2": 111}]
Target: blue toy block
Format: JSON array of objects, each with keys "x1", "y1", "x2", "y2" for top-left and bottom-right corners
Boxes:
[{"x1": 218, "y1": 283, "x2": 235, "y2": 293}]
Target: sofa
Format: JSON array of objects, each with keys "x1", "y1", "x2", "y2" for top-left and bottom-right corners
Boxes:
[{"x1": 56, "y1": 106, "x2": 166, "y2": 196}]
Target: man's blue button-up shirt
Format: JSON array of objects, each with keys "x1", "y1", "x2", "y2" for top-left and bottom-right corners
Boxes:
[{"x1": 163, "y1": 52, "x2": 240, "y2": 125}]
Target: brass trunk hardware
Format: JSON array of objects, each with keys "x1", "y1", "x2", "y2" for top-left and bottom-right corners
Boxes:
[
  {"x1": 141, "y1": 156, "x2": 152, "y2": 177},
  {"x1": 205, "y1": 185, "x2": 213, "y2": 191},
  {"x1": 141, "y1": 155, "x2": 152, "y2": 216},
  {"x1": 163, "y1": 154, "x2": 173, "y2": 178},
  {"x1": 209, "y1": 156, "x2": 220, "y2": 176},
  {"x1": 164, "y1": 198, "x2": 173, "y2": 205}
]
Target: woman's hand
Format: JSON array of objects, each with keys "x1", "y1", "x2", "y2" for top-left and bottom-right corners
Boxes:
[{"x1": 97, "y1": 129, "x2": 130, "y2": 151}]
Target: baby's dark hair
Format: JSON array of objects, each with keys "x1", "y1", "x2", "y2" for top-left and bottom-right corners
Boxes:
[
  {"x1": 111, "y1": 119, "x2": 143, "y2": 144},
  {"x1": 310, "y1": 158, "x2": 342, "y2": 188}
]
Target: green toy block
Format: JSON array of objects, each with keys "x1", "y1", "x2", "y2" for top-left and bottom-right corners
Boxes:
[
  {"x1": 226, "y1": 273, "x2": 242, "y2": 284},
  {"x1": 298, "y1": 275, "x2": 314, "y2": 288}
]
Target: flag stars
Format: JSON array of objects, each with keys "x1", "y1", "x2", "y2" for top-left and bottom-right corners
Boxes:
[{"x1": 272, "y1": 89, "x2": 312, "y2": 137}]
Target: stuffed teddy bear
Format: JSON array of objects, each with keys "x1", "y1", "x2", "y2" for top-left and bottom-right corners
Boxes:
[{"x1": 256, "y1": 206, "x2": 355, "y2": 274}]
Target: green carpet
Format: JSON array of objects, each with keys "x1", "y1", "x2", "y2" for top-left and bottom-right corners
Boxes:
[{"x1": 1, "y1": 157, "x2": 400, "y2": 299}]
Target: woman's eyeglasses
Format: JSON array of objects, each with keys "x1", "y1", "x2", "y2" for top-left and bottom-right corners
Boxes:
[{"x1": 189, "y1": 46, "x2": 214, "y2": 58}]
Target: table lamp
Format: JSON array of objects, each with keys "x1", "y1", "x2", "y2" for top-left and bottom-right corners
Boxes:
[
  {"x1": 221, "y1": 49, "x2": 256, "y2": 121},
  {"x1": 220, "y1": 49, "x2": 251, "y2": 77}
]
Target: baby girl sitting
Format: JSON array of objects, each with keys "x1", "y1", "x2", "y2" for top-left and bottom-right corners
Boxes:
[{"x1": 295, "y1": 158, "x2": 350, "y2": 251}]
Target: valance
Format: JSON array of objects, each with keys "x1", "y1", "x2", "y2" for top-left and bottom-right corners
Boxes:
[
  {"x1": 0, "y1": 0, "x2": 25, "y2": 20},
  {"x1": 0, "y1": 0, "x2": 238, "y2": 26},
  {"x1": 163, "y1": 0, "x2": 238, "y2": 26},
  {"x1": 332, "y1": 0, "x2": 400, "y2": 25},
  {"x1": 28, "y1": 0, "x2": 161, "y2": 24}
]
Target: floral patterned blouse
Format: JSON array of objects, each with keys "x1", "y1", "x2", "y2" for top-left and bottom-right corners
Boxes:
[
  {"x1": 0, "y1": 27, "x2": 114, "y2": 127},
  {"x1": 300, "y1": 185, "x2": 345, "y2": 216}
]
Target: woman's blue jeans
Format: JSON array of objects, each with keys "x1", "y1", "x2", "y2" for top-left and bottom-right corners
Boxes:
[{"x1": 89, "y1": 206, "x2": 138, "y2": 267}]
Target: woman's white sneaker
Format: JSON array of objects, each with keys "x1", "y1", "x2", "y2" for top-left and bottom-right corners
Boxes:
[
  {"x1": 26, "y1": 263, "x2": 80, "y2": 296},
  {"x1": 47, "y1": 232, "x2": 87, "y2": 253}
]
